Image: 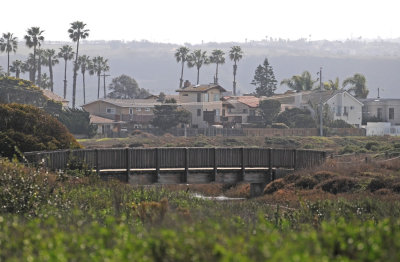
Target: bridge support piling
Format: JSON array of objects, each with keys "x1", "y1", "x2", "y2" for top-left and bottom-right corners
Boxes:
[
  {"x1": 250, "y1": 183, "x2": 266, "y2": 198},
  {"x1": 126, "y1": 148, "x2": 130, "y2": 183},
  {"x1": 95, "y1": 149, "x2": 100, "y2": 176},
  {"x1": 183, "y1": 148, "x2": 189, "y2": 183}
]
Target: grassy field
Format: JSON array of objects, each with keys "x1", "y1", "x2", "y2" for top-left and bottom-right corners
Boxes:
[
  {"x1": 2, "y1": 154, "x2": 400, "y2": 261},
  {"x1": 79, "y1": 132, "x2": 400, "y2": 156}
]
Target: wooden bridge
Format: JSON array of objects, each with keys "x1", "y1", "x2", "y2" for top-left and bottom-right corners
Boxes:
[{"x1": 25, "y1": 147, "x2": 326, "y2": 197}]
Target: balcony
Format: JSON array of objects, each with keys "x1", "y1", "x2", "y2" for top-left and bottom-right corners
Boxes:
[{"x1": 247, "y1": 115, "x2": 263, "y2": 123}]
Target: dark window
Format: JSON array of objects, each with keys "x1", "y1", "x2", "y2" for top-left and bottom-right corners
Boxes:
[
  {"x1": 343, "y1": 106, "x2": 348, "y2": 116},
  {"x1": 197, "y1": 109, "x2": 201, "y2": 116},
  {"x1": 197, "y1": 93, "x2": 201, "y2": 102},
  {"x1": 389, "y1": 108, "x2": 394, "y2": 120},
  {"x1": 243, "y1": 109, "x2": 248, "y2": 114}
]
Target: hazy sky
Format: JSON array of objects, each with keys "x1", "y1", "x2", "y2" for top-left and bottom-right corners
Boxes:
[{"x1": 2, "y1": 0, "x2": 399, "y2": 44}]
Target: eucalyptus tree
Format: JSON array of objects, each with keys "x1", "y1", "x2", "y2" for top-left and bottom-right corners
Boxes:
[
  {"x1": 187, "y1": 49, "x2": 208, "y2": 85},
  {"x1": 229, "y1": 46, "x2": 243, "y2": 95},
  {"x1": 42, "y1": 49, "x2": 59, "y2": 91},
  {"x1": 280, "y1": 71, "x2": 317, "y2": 92},
  {"x1": 24, "y1": 27, "x2": 44, "y2": 83},
  {"x1": 89, "y1": 56, "x2": 106, "y2": 99},
  {"x1": 174, "y1": 46, "x2": 190, "y2": 88},
  {"x1": 0, "y1": 32, "x2": 18, "y2": 75},
  {"x1": 58, "y1": 45, "x2": 74, "y2": 99},
  {"x1": 209, "y1": 49, "x2": 225, "y2": 84},
  {"x1": 10, "y1": 60, "x2": 25, "y2": 78},
  {"x1": 68, "y1": 21, "x2": 89, "y2": 108},
  {"x1": 77, "y1": 55, "x2": 92, "y2": 104},
  {"x1": 343, "y1": 73, "x2": 369, "y2": 98}
]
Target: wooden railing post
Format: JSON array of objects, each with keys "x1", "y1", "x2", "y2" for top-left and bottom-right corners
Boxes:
[
  {"x1": 293, "y1": 149, "x2": 297, "y2": 170},
  {"x1": 240, "y1": 147, "x2": 245, "y2": 181},
  {"x1": 95, "y1": 149, "x2": 100, "y2": 175},
  {"x1": 126, "y1": 148, "x2": 130, "y2": 182},
  {"x1": 183, "y1": 148, "x2": 189, "y2": 183},
  {"x1": 155, "y1": 148, "x2": 160, "y2": 183},
  {"x1": 268, "y1": 148, "x2": 273, "y2": 181},
  {"x1": 211, "y1": 148, "x2": 217, "y2": 182}
]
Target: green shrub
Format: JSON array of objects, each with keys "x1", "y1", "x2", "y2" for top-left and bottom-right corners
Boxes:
[
  {"x1": 318, "y1": 177, "x2": 359, "y2": 194},
  {"x1": 294, "y1": 177, "x2": 318, "y2": 189},
  {"x1": 365, "y1": 141, "x2": 379, "y2": 150},
  {"x1": 367, "y1": 178, "x2": 388, "y2": 192}
]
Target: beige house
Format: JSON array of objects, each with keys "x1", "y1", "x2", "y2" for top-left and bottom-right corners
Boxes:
[
  {"x1": 221, "y1": 96, "x2": 262, "y2": 127},
  {"x1": 82, "y1": 98, "x2": 161, "y2": 128},
  {"x1": 176, "y1": 83, "x2": 226, "y2": 128},
  {"x1": 361, "y1": 98, "x2": 400, "y2": 126},
  {"x1": 89, "y1": 114, "x2": 125, "y2": 136}
]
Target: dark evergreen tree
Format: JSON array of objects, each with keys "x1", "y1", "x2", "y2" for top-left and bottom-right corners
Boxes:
[
  {"x1": 258, "y1": 99, "x2": 281, "y2": 125},
  {"x1": 151, "y1": 104, "x2": 191, "y2": 130},
  {"x1": 251, "y1": 58, "x2": 277, "y2": 97}
]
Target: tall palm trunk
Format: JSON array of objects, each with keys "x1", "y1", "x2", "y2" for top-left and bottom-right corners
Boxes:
[
  {"x1": 7, "y1": 51, "x2": 10, "y2": 76},
  {"x1": 31, "y1": 46, "x2": 37, "y2": 83},
  {"x1": 49, "y1": 60, "x2": 54, "y2": 92},
  {"x1": 103, "y1": 74, "x2": 106, "y2": 98},
  {"x1": 63, "y1": 60, "x2": 68, "y2": 99},
  {"x1": 233, "y1": 63, "x2": 237, "y2": 96},
  {"x1": 72, "y1": 38, "x2": 80, "y2": 108},
  {"x1": 97, "y1": 72, "x2": 101, "y2": 99},
  {"x1": 215, "y1": 63, "x2": 219, "y2": 84},
  {"x1": 37, "y1": 56, "x2": 42, "y2": 87},
  {"x1": 179, "y1": 61, "x2": 184, "y2": 88},
  {"x1": 196, "y1": 66, "x2": 200, "y2": 85},
  {"x1": 82, "y1": 72, "x2": 86, "y2": 104}
]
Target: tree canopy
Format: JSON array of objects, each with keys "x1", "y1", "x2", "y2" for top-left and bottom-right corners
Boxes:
[
  {"x1": 280, "y1": 71, "x2": 317, "y2": 92},
  {"x1": 275, "y1": 108, "x2": 316, "y2": 128},
  {"x1": 251, "y1": 58, "x2": 277, "y2": 97},
  {"x1": 342, "y1": 73, "x2": 369, "y2": 98},
  {"x1": 258, "y1": 99, "x2": 281, "y2": 125},
  {"x1": 151, "y1": 104, "x2": 191, "y2": 130},
  {"x1": 107, "y1": 74, "x2": 149, "y2": 99}
]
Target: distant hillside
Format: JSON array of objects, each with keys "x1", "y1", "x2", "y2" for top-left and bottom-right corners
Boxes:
[{"x1": 1, "y1": 39, "x2": 400, "y2": 107}]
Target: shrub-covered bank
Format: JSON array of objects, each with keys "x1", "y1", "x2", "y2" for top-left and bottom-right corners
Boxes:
[{"x1": 2, "y1": 158, "x2": 400, "y2": 261}]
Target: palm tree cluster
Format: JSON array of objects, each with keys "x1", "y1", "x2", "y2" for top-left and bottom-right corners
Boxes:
[
  {"x1": 0, "y1": 22, "x2": 110, "y2": 108},
  {"x1": 174, "y1": 46, "x2": 243, "y2": 95},
  {"x1": 281, "y1": 71, "x2": 369, "y2": 98}
]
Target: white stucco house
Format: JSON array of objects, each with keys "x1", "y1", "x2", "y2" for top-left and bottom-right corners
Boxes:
[{"x1": 324, "y1": 90, "x2": 364, "y2": 127}]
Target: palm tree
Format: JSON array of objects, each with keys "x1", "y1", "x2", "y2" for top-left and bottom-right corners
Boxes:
[
  {"x1": 36, "y1": 49, "x2": 45, "y2": 87},
  {"x1": 24, "y1": 54, "x2": 36, "y2": 81},
  {"x1": 324, "y1": 77, "x2": 340, "y2": 91},
  {"x1": 77, "y1": 55, "x2": 92, "y2": 104},
  {"x1": 89, "y1": 56, "x2": 105, "y2": 99},
  {"x1": 40, "y1": 73, "x2": 51, "y2": 89},
  {"x1": 280, "y1": 71, "x2": 317, "y2": 92},
  {"x1": 42, "y1": 49, "x2": 59, "y2": 92},
  {"x1": 68, "y1": 21, "x2": 89, "y2": 108},
  {"x1": 342, "y1": 73, "x2": 369, "y2": 98},
  {"x1": 0, "y1": 32, "x2": 18, "y2": 75},
  {"x1": 58, "y1": 45, "x2": 74, "y2": 99},
  {"x1": 101, "y1": 59, "x2": 110, "y2": 98},
  {"x1": 174, "y1": 46, "x2": 190, "y2": 88},
  {"x1": 209, "y1": 49, "x2": 225, "y2": 84},
  {"x1": 10, "y1": 60, "x2": 25, "y2": 78},
  {"x1": 229, "y1": 46, "x2": 243, "y2": 96},
  {"x1": 24, "y1": 27, "x2": 44, "y2": 83},
  {"x1": 187, "y1": 49, "x2": 209, "y2": 85}
]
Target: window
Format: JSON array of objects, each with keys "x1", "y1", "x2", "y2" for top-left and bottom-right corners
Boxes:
[
  {"x1": 213, "y1": 94, "x2": 220, "y2": 101},
  {"x1": 336, "y1": 106, "x2": 341, "y2": 116},
  {"x1": 377, "y1": 108, "x2": 383, "y2": 119},
  {"x1": 129, "y1": 108, "x2": 133, "y2": 115},
  {"x1": 204, "y1": 93, "x2": 209, "y2": 102},
  {"x1": 249, "y1": 110, "x2": 255, "y2": 116},
  {"x1": 106, "y1": 107, "x2": 115, "y2": 114},
  {"x1": 215, "y1": 109, "x2": 220, "y2": 117},
  {"x1": 343, "y1": 106, "x2": 348, "y2": 116},
  {"x1": 197, "y1": 93, "x2": 201, "y2": 102},
  {"x1": 145, "y1": 108, "x2": 150, "y2": 112},
  {"x1": 243, "y1": 109, "x2": 248, "y2": 114},
  {"x1": 197, "y1": 109, "x2": 201, "y2": 116},
  {"x1": 136, "y1": 108, "x2": 141, "y2": 112},
  {"x1": 389, "y1": 108, "x2": 394, "y2": 120},
  {"x1": 350, "y1": 106, "x2": 354, "y2": 110}
]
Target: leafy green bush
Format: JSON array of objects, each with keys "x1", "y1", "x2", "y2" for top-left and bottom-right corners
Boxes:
[
  {"x1": 0, "y1": 103, "x2": 81, "y2": 159},
  {"x1": 365, "y1": 141, "x2": 379, "y2": 150}
]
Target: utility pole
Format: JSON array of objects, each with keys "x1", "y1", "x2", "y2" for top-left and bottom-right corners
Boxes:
[
  {"x1": 319, "y1": 67, "x2": 323, "y2": 136},
  {"x1": 101, "y1": 73, "x2": 110, "y2": 98}
]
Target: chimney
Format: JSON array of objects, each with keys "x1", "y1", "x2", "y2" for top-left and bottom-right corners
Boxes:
[{"x1": 183, "y1": 80, "x2": 191, "y2": 88}]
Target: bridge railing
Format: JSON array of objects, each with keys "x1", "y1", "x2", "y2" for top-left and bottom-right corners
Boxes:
[{"x1": 24, "y1": 147, "x2": 326, "y2": 171}]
